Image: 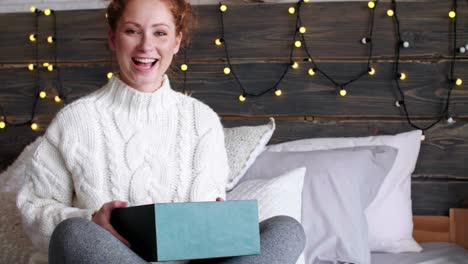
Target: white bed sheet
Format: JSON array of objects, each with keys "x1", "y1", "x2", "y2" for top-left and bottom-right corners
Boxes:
[{"x1": 371, "y1": 242, "x2": 468, "y2": 264}]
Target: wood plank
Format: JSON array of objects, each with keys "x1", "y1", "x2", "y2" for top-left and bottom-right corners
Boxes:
[
  {"x1": 450, "y1": 208, "x2": 468, "y2": 250},
  {"x1": 1, "y1": 61, "x2": 467, "y2": 117},
  {"x1": 1, "y1": 1, "x2": 467, "y2": 63},
  {"x1": 413, "y1": 215, "x2": 450, "y2": 243}
]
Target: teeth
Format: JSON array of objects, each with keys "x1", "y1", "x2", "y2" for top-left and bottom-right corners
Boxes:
[{"x1": 133, "y1": 58, "x2": 157, "y2": 63}]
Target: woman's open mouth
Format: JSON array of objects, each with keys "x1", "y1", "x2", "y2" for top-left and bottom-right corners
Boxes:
[{"x1": 132, "y1": 57, "x2": 159, "y2": 71}]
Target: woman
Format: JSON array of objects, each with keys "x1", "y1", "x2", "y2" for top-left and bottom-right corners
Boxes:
[{"x1": 17, "y1": 0, "x2": 305, "y2": 263}]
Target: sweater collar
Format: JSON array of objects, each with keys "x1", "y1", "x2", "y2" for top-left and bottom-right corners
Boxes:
[{"x1": 97, "y1": 74, "x2": 179, "y2": 123}]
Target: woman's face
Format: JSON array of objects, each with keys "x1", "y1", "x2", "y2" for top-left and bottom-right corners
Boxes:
[{"x1": 108, "y1": 0, "x2": 182, "y2": 92}]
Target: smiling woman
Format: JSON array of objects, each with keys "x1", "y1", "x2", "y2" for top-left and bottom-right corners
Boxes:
[{"x1": 15, "y1": 1, "x2": 305, "y2": 264}]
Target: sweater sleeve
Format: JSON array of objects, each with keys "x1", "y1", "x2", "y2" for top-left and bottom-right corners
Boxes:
[
  {"x1": 16, "y1": 110, "x2": 95, "y2": 254},
  {"x1": 190, "y1": 103, "x2": 230, "y2": 201}
]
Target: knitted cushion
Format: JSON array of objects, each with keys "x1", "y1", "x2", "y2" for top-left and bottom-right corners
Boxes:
[{"x1": 223, "y1": 118, "x2": 275, "y2": 191}]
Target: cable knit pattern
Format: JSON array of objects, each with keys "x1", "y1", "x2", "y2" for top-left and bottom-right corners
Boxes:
[{"x1": 16, "y1": 75, "x2": 229, "y2": 264}]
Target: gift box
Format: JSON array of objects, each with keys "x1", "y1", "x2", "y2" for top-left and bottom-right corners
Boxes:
[{"x1": 110, "y1": 200, "x2": 260, "y2": 262}]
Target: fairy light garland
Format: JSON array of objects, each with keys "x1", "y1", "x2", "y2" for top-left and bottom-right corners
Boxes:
[
  {"x1": 216, "y1": 2, "x2": 304, "y2": 102},
  {"x1": 390, "y1": 0, "x2": 460, "y2": 138},
  {"x1": 298, "y1": 0, "x2": 379, "y2": 96},
  {"x1": 0, "y1": 7, "x2": 66, "y2": 131}
]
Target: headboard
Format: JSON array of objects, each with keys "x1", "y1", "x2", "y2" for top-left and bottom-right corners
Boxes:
[{"x1": 0, "y1": 0, "x2": 467, "y2": 216}]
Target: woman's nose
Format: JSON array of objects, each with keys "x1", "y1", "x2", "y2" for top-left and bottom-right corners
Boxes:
[{"x1": 138, "y1": 35, "x2": 153, "y2": 52}]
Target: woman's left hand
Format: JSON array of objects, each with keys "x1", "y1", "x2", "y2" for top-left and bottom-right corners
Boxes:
[{"x1": 216, "y1": 197, "x2": 224, "y2": 202}]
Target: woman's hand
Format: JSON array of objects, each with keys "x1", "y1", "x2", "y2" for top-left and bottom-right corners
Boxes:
[
  {"x1": 92, "y1": 200, "x2": 131, "y2": 248},
  {"x1": 216, "y1": 197, "x2": 224, "y2": 202}
]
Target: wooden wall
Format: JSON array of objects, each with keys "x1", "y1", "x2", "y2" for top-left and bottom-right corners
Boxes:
[{"x1": 0, "y1": 0, "x2": 467, "y2": 215}]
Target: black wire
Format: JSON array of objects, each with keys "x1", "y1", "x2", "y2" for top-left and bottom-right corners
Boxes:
[
  {"x1": 218, "y1": 1, "x2": 297, "y2": 97},
  {"x1": 300, "y1": 0, "x2": 378, "y2": 92},
  {"x1": 391, "y1": 0, "x2": 457, "y2": 132}
]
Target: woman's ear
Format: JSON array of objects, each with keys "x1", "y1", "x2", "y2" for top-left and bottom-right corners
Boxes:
[
  {"x1": 108, "y1": 29, "x2": 116, "y2": 51},
  {"x1": 173, "y1": 32, "x2": 183, "y2": 55}
]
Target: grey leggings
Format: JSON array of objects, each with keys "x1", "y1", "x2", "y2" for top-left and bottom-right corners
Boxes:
[{"x1": 49, "y1": 215, "x2": 305, "y2": 264}]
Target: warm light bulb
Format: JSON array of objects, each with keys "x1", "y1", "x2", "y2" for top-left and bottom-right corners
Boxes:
[
  {"x1": 399, "y1": 73, "x2": 407, "y2": 80},
  {"x1": 458, "y1": 47, "x2": 466, "y2": 53},
  {"x1": 239, "y1": 94, "x2": 246, "y2": 102},
  {"x1": 180, "y1": 64, "x2": 188, "y2": 71},
  {"x1": 224, "y1": 67, "x2": 231, "y2": 75},
  {"x1": 0, "y1": 121, "x2": 5, "y2": 129},
  {"x1": 361, "y1": 37, "x2": 370, "y2": 45},
  {"x1": 105, "y1": 13, "x2": 108, "y2": 18},
  {"x1": 44, "y1": 9, "x2": 52, "y2": 16},
  {"x1": 368, "y1": 67, "x2": 376, "y2": 75},
  {"x1": 395, "y1": 100, "x2": 402, "y2": 108},
  {"x1": 447, "y1": 116, "x2": 455, "y2": 124},
  {"x1": 402, "y1": 41, "x2": 410, "y2": 48},
  {"x1": 275, "y1": 89, "x2": 282, "y2": 96},
  {"x1": 215, "y1": 38, "x2": 223, "y2": 46},
  {"x1": 340, "y1": 88, "x2": 347, "y2": 97},
  {"x1": 420, "y1": 134, "x2": 426, "y2": 141},
  {"x1": 31, "y1": 123, "x2": 38, "y2": 131},
  {"x1": 46, "y1": 36, "x2": 54, "y2": 44},
  {"x1": 368, "y1": 1, "x2": 375, "y2": 9},
  {"x1": 30, "y1": 6, "x2": 37, "y2": 13},
  {"x1": 299, "y1": 26, "x2": 306, "y2": 34},
  {"x1": 39, "y1": 91, "x2": 47, "y2": 98},
  {"x1": 29, "y1": 34, "x2": 37, "y2": 42},
  {"x1": 308, "y1": 68, "x2": 316, "y2": 76},
  {"x1": 387, "y1": 9, "x2": 394, "y2": 17},
  {"x1": 449, "y1": 11, "x2": 456, "y2": 18},
  {"x1": 28, "y1": 64, "x2": 35, "y2": 71},
  {"x1": 47, "y1": 64, "x2": 54, "y2": 71},
  {"x1": 107, "y1": 72, "x2": 113, "y2": 79},
  {"x1": 54, "y1": 96, "x2": 61, "y2": 103},
  {"x1": 292, "y1": 62, "x2": 299, "y2": 69},
  {"x1": 455, "y1": 78, "x2": 462, "y2": 86},
  {"x1": 294, "y1": 40, "x2": 302, "y2": 48},
  {"x1": 303, "y1": 0, "x2": 310, "y2": 2},
  {"x1": 288, "y1": 7, "x2": 295, "y2": 14},
  {"x1": 43, "y1": 62, "x2": 49, "y2": 67},
  {"x1": 219, "y1": 4, "x2": 227, "y2": 12}
]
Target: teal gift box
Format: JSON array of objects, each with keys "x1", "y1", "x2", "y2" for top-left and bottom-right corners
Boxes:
[{"x1": 110, "y1": 200, "x2": 260, "y2": 262}]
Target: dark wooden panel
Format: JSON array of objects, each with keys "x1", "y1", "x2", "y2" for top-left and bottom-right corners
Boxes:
[
  {"x1": 412, "y1": 181, "x2": 468, "y2": 216},
  {"x1": 1, "y1": 0, "x2": 467, "y2": 63},
  {"x1": 1, "y1": 61, "x2": 467, "y2": 117}
]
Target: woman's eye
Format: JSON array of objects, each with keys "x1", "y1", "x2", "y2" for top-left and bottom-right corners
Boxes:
[
  {"x1": 125, "y1": 29, "x2": 139, "y2": 34},
  {"x1": 155, "y1": 31, "x2": 167, "y2": 36}
]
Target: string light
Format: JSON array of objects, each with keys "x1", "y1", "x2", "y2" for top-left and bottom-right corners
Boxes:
[
  {"x1": 421, "y1": 134, "x2": 426, "y2": 141},
  {"x1": 39, "y1": 91, "x2": 47, "y2": 99},
  {"x1": 30, "y1": 6, "x2": 39, "y2": 13},
  {"x1": 275, "y1": 89, "x2": 282, "y2": 96},
  {"x1": 361, "y1": 37, "x2": 370, "y2": 44},
  {"x1": 303, "y1": 0, "x2": 310, "y2": 2},
  {"x1": 455, "y1": 78, "x2": 462, "y2": 86},
  {"x1": 447, "y1": 116, "x2": 455, "y2": 124},
  {"x1": 107, "y1": 72, "x2": 113, "y2": 79},
  {"x1": 401, "y1": 41, "x2": 410, "y2": 48},
  {"x1": 448, "y1": 11, "x2": 456, "y2": 18},
  {"x1": 224, "y1": 67, "x2": 231, "y2": 74},
  {"x1": 215, "y1": 38, "x2": 223, "y2": 46},
  {"x1": 294, "y1": 40, "x2": 302, "y2": 48},
  {"x1": 395, "y1": 100, "x2": 403, "y2": 108},
  {"x1": 398, "y1": 72, "x2": 407, "y2": 80},
  {"x1": 0, "y1": 121, "x2": 5, "y2": 129},
  {"x1": 46, "y1": 36, "x2": 54, "y2": 44},
  {"x1": 28, "y1": 64, "x2": 35, "y2": 71},
  {"x1": 288, "y1": 7, "x2": 296, "y2": 14},
  {"x1": 44, "y1": 9, "x2": 52, "y2": 16},
  {"x1": 457, "y1": 47, "x2": 466, "y2": 53},
  {"x1": 43, "y1": 62, "x2": 49, "y2": 67},
  {"x1": 47, "y1": 64, "x2": 54, "y2": 71},
  {"x1": 308, "y1": 68, "x2": 316, "y2": 76},
  {"x1": 291, "y1": 62, "x2": 299, "y2": 69},
  {"x1": 238, "y1": 94, "x2": 246, "y2": 102},
  {"x1": 180, "y1": 64, "x2": 188, "y2": 71},
  {"x1": 219, "y1": 4, "x2": 227, "y2": 12},
  {"x1": 368, "y1": 1, "x2": 375, "y2": 9},
  {"x1": 29, "y1": 34, "x2": 37, "y2": 42},
  {"x1": 368, "y1": 67, "x2": 376, "y2": 75},
  {"x1": 339, "y1": 87, "x2": 347, "y2": 97},
  {"x1": 299, "y1": 26, "x2": 306, "y2": 34},
  {"x1": 54, "y1": 95, "x2": 62, "y2": 103},
  {"x1": 30, "y1": 123, "x2": 39, "y2": 131},
  {"x1": 387, "y1": 9, "x2": 394, "y2": 16}
]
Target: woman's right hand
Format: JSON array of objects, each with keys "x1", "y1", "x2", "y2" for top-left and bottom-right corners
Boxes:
[{"x1": 92, "y1": 200, "x2": 131, "y2": 248}]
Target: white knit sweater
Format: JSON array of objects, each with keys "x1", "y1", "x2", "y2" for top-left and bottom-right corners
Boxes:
[{"x1": 17, "y1": 75, "x2": 229, "y2": 262}]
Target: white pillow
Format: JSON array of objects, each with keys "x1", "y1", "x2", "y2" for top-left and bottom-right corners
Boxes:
[
  {"x1": 0, "y1": 137, "x2": 42, "y2": 193},
  {"x1": 223, "y1": 118, "x2": 275, "y2": 191},
  {"x1": 227, "y1": 167, "x2": 306, "y2": 264},
  {"x1": 267, "y1": 130, "x2": 423, "y2": 253}
]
